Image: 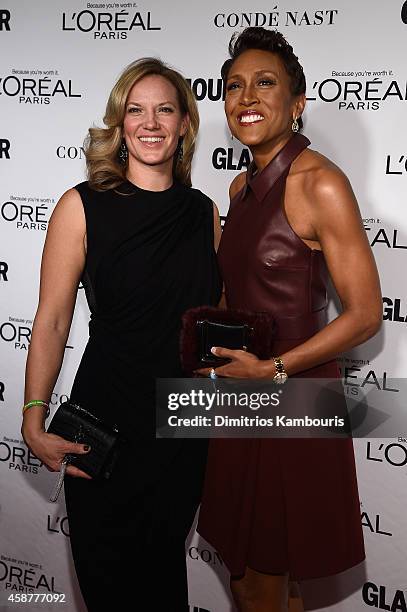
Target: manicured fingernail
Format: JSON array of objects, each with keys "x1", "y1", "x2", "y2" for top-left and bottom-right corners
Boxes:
[
  {"x1": 211, "y1": 347, "x2": 217, "y2": 354},
  {"x1": 84, "y1": 445, "x2": 90, "y2": 452}
]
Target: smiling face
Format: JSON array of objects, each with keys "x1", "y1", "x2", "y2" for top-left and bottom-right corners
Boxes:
[
  {"x1": 122, "y1": 74, "x2": 189, "y2": 173},
  {"x1": 225, "y1": 49, "x2": 305, "y2": 154}
]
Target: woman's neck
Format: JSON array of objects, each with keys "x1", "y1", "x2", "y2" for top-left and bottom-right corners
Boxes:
[
  {"x1": 126, "y1": 158, "x2": 174, "y2": 192},
  {"x1": 251, "y1": 131, "x2": 294, "y2": 171}
]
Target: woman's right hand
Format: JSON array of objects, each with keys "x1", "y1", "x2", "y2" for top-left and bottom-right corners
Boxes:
[{"x1": 22, "y1": 428, "x2": 92, "y2": 479}]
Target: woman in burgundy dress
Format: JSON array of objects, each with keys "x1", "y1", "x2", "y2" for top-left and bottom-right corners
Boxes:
[{"x1": 197, "y1": 28, "x2": 382, "y2": 611}]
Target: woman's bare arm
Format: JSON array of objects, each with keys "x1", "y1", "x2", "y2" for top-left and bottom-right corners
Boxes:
[
  {"x1": 212, "y1": 201, "x2": 227, "y2": 308},
  {"x1": 272, "y1": 167, "x2": 382, "y2": 375},
  {"x1": 212, "y1": 201, "x2": 222, "y2": 251},
  {"x1": 201, "y1": 167, "x2": 382, "y2": 378},
  {"x1": 22, "y1": 188, "x2": 91, "y2": 477}
]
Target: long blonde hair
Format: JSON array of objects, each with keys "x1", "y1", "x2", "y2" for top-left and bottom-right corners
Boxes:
[{"x1": 86, "y1": 58, "x2": 199, "y2": 190}]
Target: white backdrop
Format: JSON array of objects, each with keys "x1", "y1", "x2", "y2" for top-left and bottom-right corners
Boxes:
[{"x1": 1, "y1": 1, "x2": 407, "y2": 610}]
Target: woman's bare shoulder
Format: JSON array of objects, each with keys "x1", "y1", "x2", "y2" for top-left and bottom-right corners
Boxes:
[
  {"x1": 229, "y1": 171, "x2": 247, "y2": 200},
  {"x1": 48, "y1": 187, "x2": 86, "y2": 239},
  {"x1": 292, "y1": 147, "x2": 352, "y2": 199}
]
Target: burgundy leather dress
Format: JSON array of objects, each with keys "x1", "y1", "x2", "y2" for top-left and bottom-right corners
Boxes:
[{"x1": 197, "y1": 133, "x2": 365, "y2": 580}]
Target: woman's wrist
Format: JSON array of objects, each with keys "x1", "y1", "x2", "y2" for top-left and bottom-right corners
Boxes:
[
  {"x1": 22, "y1": 399, "x2": 49, "y2": 417},
  {"x1": 258, "y1": 359, "x2": 276, "y2": 379},
  {"x1": 22, "y1": 406, "x2": 47, "y2": 442},
  {"x1": 258, "y1": 356, "x2": 290, "y2": 381},
  {"x1": 21, "y1": 424, "x2": 46, "y2": 447}
]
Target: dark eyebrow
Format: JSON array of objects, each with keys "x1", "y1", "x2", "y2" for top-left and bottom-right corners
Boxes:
[
  {"x1": 226, "y1": 70, "x2": 279, "y2": 81},
  {"x1": 126, "y1": 100, "x2": 176, "y2": 106}
]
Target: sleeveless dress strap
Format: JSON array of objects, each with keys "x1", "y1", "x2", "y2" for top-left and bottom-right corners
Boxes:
[{"x1": 246, "y1": 133, "x2": 310, "y2": 202}]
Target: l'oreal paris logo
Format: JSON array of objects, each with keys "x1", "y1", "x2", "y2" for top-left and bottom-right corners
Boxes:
[{"x1": 61, "y1": 8, "x2": 161, "y2": 38}]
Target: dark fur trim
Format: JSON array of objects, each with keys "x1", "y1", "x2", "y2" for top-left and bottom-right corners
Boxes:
[{"x1": 180, "y1": 306, "x2": 275, "y2": 375}]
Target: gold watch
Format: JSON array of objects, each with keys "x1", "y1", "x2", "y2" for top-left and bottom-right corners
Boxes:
[{"x1": 272, "y1": 356, "x2": 288, "y2": 384}]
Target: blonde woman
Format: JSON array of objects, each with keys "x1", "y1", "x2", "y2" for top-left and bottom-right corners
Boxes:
[{"x1": 22, "y1": 58, "x2": 222, "y2": 611}]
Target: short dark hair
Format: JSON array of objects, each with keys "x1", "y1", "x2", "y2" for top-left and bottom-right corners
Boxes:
[{"x1": 221, "y1": 27, "x2": 306, "y2": 129}]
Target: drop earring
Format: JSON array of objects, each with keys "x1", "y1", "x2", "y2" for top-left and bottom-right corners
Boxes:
[
  {"x1": 292, "y1": 117, "x2": 299, "y2": 133},
  {"x1": 178, "y1": 138, "x2": 184, "y2": 162},
  {"x1": 118, "y1": 139, "x2": 128, "y2": 164}
]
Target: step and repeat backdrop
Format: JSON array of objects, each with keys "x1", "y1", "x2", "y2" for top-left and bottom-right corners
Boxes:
[{"x1": 1, "y1": 1, "x2": 406, "y2": 610}]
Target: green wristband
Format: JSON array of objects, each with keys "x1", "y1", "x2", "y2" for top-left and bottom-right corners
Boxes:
[{"x1": 22, "y1": 400, "x2": 49, "y2": 417}]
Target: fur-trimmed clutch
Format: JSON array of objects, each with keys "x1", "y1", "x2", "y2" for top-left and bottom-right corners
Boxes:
[{"x1": 180, "y1": 306, "x2": 275, "y2": 374}]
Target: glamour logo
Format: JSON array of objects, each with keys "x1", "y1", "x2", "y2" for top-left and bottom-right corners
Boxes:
[
  {"x1": 62, "y1": 9, "x2": 161, "y2": 39},
  {"x1": 212, "y1": 147, "x2": 250, "y2": 171},
  {"x1": 0, "y1": 439, "x2": 42, "y2": 473},
  {"x1": 307, "y1": 76, "x2": 405, "y2": 110},
  {"x1": 0, "y1": 318, "x2": 32, "y2": 350},
  {"x1": 0, "y1": 380, "x2": 5, "y2": 401},
  {"x1": 366, "y1": 441, "x2": 407, "y2": 467},
  {"x1": 186, "y1": 79, "x2": 226, "y2": 102},
  {"x1": 0, "y1": 559, "x2": 57, "y2": 593},
  {"x1": 0, "y1": 138, "x2": 10, "y2": 158},
  {"x1": 47, "y1": 515, "x2": 70, "y2": 537},
  {"x1": 188, "y1": 547, "x2": 224, "y2": 565},
  {"x1": 361, "y1": 511, "x2": 393, "y2": 537},
  {"x1": 56, "y1": 145, "x2": 85, "y2": 160},
  {"x1": 364, "y1": 224, "x2": 407, "y2": 249},
  {"x1": 0, "y1": 73, "x2": 81, "y2": 104},
  {"x1": 0, "y1": 9, "x2": 10, "y2": 30},
  {"x1": 385, "y1": 154, "x2": 407, "y2": 175},
  {"x1": 1, "y1": 197, "x2": 52, "y2": 230},
  {"x1": 214, "y1": 10, "x2": 338, "y2": 28},
  {"x1": 0, "y1": 260, "x2": 8, "y2": 281},
  {"x1": 362, "y1": 582, "x2": 407, "y2": 611},
  {"x1": 383, "y1": 297, "x2": 407, "y2": 322}
]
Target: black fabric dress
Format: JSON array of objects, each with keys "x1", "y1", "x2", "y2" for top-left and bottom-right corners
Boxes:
[{"x1": 63, "y1": 179, "x2": 221, "y2": 611}]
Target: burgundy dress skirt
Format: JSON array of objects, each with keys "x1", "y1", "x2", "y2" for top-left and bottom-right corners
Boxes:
[{"x1": 197, "y1": 133, "x2": 365, "y2": 580}]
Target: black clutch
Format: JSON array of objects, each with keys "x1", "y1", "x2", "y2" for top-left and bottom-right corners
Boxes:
[
  {"x1": 180, "y1": 306, "x2": 275, "y2": 374},
  {"x1": 197, "y1": 320, "x2": 251, "y2": 363},
  {"x1": 47, "y1": 401, "x2": 122, "y2": 482}
]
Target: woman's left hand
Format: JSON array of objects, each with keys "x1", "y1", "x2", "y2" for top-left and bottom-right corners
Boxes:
[{"x1": 195, "y1": 347, "x2": 272, "y2": 379}]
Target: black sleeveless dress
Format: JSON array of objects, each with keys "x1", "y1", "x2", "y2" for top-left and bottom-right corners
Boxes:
[{"x1": 63, "y1": 179, "x2": 222, "y2": 611}]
